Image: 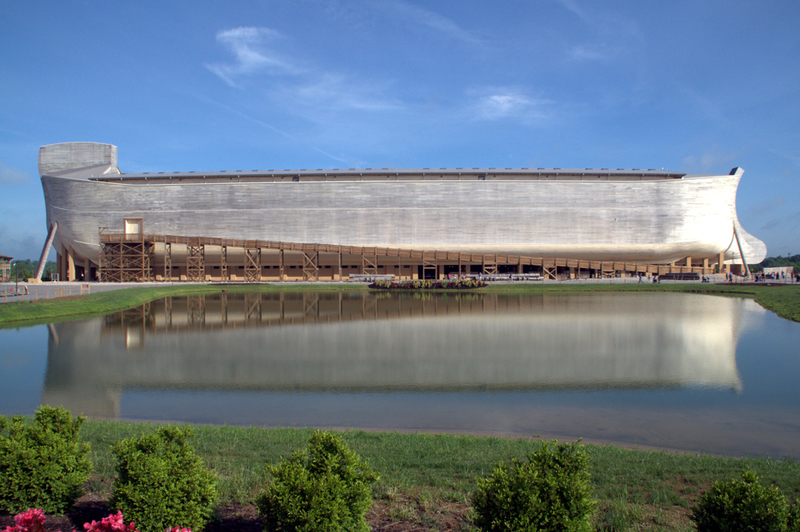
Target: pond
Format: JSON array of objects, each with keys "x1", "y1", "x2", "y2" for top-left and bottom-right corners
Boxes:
[{"x1": 1, "y1": 291, "x2": 799, "y2": 458}]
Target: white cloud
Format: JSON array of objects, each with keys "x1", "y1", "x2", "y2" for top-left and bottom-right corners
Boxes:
[
  {"x1": 568, "y1": 44, "x2": 618, "y2": 62},
  {"x1": 471, "y1": 89, "x2": 553, "y2": 123},
  {"x1": 0, "y1": 164, "x2": 28, "y2": 185},
  {"x1": 557, "y1": 0, "x2": 643, "y2": 68},
  {"x1": 681, "y1": 148, "x2": 739, "y2": 172},
  {"x1": 207, "y1": 25, "x2": 403, "y2": 117},
  {"x1": 205, "y1": 27, "x2": 301, "y2": 87},
  {"x1": 377, "y1": 0, "x2": 482, "y2": 46},
  {"x1": 676, "y1": 85, "x2": 729, "y2": 125},
  {"x1": 293, "y1": 74, "x2": 403, "y2": 113},
  {"x1": 317, "y1": 0, "x2": 482, "y2": 46}
]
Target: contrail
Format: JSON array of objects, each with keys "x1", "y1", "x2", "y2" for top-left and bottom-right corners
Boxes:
[{"x1": 201, "y1": 97, "x2": 347, "y2": 164}]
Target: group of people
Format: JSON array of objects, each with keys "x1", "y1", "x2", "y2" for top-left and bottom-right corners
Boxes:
[{"x1": 726, "y1": 271, "x2": 799, "y2": 283}]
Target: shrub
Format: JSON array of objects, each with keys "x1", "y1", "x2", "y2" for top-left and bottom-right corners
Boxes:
[
  {"x1": 789, "y1": 503, "x2": 800, "y2": 532},
  {"x1": 471, "y1": 440, "x2": 595, "y2": 532},
  {"x1": 691, "y1": 471, "x2": 791, "y2": 532},
  {"x1": 109, "y1": 426, "x2": 217, "y2": 532},
  {"x1": 257, "y1": 430, "x2": 380, "y2": 532},
  {"x1": 0, "y1": 405, "x2": 92, "y2": 514}
]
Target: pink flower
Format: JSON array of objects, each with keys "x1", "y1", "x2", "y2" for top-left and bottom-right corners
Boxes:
[
  {"x1": 82, "y1": 512, "x2": 138, "y2": 532},
  {"x1": 164, "y1": 528, "x2": 192, "y2": 532},
  {"x1": 4, "y1": 509, "x2": 53, "y2": 532}
]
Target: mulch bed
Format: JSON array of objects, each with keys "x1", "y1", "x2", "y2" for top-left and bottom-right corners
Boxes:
[{"x1": 0, "y1": 497, "x2": 471, "y2": 532}]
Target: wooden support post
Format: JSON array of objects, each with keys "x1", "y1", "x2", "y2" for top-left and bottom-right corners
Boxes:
[
  {"x1": 66, "y1": 245, "x2": 75, "y2": 281},
  {"x1": 244, "y1": 248, "x2": 261, "y2": 282},
  {"x1": 187, "y1": 244, "x2": 205, "y2": 282},
  {"x1": 362, "y1": 254, "x2": 378, "y2": 276},
  {"x1": 220, "y1": 245, "x2": 228, "y2": 281},
  {"x1": 164, "y1": 242, "x2": 172, "y2": 281},
  {"x1": 302, "y1": 251, "x2": 319, "y2": 281},
  {"x1": 482, "y1": 254, "x2": 498, "y2": 276}
]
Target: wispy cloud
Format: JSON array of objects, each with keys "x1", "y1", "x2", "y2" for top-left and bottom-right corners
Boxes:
[
  {"x1": 317, "y1": 0, "x2": 482, "y2": 46},
  {"x1": 759, "y1": 210, "x2": 800, "y2": 233},
  {"x1": 199, "y1": 95, "x2": 347, "y2": 163},
  {"x1": 292, "y1": 74, "x2": 403, "y2": 113},
  {"x1": 0, "y1": 163, "x2": 28, "y2": 185},
  {"x1": 568, "y1": 44, "x2": 619, "y2": 62},
  {"x1": 376, "y1": 0, "x2": 482, "y2": 46},
  {"x1": 0, "y1": 224, "x2": 41, "y2": 260},
  {"x1": 676, "y1": 84, "x2": 730, "y2": 125},
  {"x1": 205, "y1": 27, "x2": 301, "y2": 88},
  {"x1": 470, "y1": 88, "x2": 553, "y2": 123},
  {"x1": 557, "y1": 0, "x2": 644, "y2": 69},
  {"x1": 750, "y1": 196, "x2": 786, "y2": 216},
  {"x1": 207, "y1": 25, "x2": 403, "y2": 117},
  {"x1": 556, "y1": 0, "x2": 591, "y2": 26},
  {"x1": 681, "y1": 148, "x2": 739, "y2": 173},
  {"x1": 768, "y1": 148, "x2": 800, "y2": 165}
]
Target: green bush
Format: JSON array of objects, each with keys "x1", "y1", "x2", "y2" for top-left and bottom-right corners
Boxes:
[
  {"x1": 257, "y1": 430, "x2": 380, "y2": 532},
  {"x1": 692, "y1": 471, "x2": 791, "y2": 532},
  {"x1": 471, "y1": 440, "x2": 595, "y2": 532},
  {"x1": 109, "y1": 425, "x2": 218, "y2": 532},
  {"x1": 0, "y1": 405, "x2": 92, "y2": 514},
  {"x1": 790, "y1": 503, "x2": 800, "y2": 532}
]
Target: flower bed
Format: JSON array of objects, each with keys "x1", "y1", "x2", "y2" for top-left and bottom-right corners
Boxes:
[
  {"x1": 1, "y1": 509, "x2": 190, "y2": 532},
  {"x1": 369, "y1": 279, "x2": 486, "y2": 290}
]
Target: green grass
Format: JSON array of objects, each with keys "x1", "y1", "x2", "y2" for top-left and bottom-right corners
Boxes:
[
  {"x1": 0, "y1": 283, "x2": 368, "y2": 328},
  {"x1": 68, "y1": 421, "x2": 800, "y2": 531}
]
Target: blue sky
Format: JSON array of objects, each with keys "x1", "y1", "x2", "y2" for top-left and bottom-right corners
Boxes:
[{"x1": 2, "y1": 0, "x2": 798, "y2": 260}]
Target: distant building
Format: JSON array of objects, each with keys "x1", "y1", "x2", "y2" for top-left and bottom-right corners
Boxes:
[
  {"x1": 0, "y1": 255, "x2": 11, "y2": 282},
  {"x1": 38, "y1": 142, "x2": 766, "y2": 282}
]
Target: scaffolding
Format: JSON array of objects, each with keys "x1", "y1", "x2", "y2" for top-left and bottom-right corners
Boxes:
[
  {"x1": 98, "y1": 229, "x2": 718, "y2": 282},
  {"x1": 98, "y1": 230, "x2": 154, "y2": 282}
]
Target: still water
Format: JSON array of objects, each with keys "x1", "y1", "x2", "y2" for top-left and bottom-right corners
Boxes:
[{"x1": 1, "y1": 291, "x2": 799, "y2": 458}]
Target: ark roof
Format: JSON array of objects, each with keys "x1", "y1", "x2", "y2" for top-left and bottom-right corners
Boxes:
[{"x1": 83, "y1": 166, "x2": 687, "y2": 183}]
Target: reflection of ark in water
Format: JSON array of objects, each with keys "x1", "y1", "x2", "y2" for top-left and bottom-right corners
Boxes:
[
  {"x1": 39, "y1": 142, "x2": 766, "y2": 281},
  {"x1": 42, "y1": 293, "x2": 746, "y2": 420}
]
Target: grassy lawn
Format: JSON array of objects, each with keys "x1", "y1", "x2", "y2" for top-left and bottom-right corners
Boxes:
[
  {"x1": 0, "y1": 283, "x2": 366, "y2": 328},
  {"x1": 71, "y1": 421, "x2": 800, "y2": 531}
]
